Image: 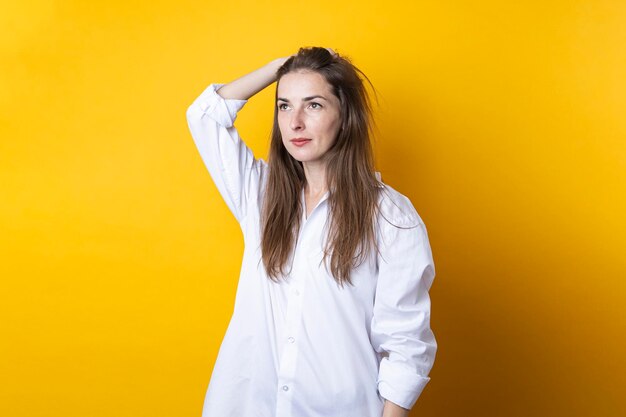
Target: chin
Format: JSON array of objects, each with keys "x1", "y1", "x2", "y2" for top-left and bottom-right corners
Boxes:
[
  {"x1": 287, "y1": 150, "x2": 314, "y2": 162},
  {"x1": 289, "y1": 155, "x2": 311, "y2": 163}
]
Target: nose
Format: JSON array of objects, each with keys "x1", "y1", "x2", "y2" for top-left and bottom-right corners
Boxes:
[{"x1": 289, "y1": 107, "x2": 305, "y2": 131}]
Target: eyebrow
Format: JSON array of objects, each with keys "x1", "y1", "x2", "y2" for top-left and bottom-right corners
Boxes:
[{"x1": 276, "y1": 95, "x2": 328, "y2": 103}]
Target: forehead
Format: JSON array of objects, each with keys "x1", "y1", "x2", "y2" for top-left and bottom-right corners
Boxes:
[{"x1": 277, "y1": 70, "x2": 334, "y2": 98}]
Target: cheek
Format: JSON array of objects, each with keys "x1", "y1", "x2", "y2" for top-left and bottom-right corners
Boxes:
[
  {"x1": 324, "y1": 116, "x2": 341, "y2": 137},
  {"x1": 277, "y1": 116, "x2": 288, "y2": 134}
]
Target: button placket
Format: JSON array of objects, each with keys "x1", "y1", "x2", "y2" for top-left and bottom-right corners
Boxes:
[
  {"x1": 275, "y1": 193, "x2": 324, "y2": 416},
  {"x1": 275, "y1": 251, "x2": 307, "y2": 417}
]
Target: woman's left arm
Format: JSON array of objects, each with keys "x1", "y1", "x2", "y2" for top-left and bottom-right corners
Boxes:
[
  {"x1": 382, "y1": 399, "x2": 410, "y2": 417},
  {"x1": 370, "y1": 213, "x2": 437, "y2": 412}
]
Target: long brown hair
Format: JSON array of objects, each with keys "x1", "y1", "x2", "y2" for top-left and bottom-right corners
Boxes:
[{"x1": 260, "y1": 46, "x2": 383, "y2": 288}]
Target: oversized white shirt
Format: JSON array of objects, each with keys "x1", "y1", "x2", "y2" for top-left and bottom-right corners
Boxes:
[{"x1": 186, "y1": 83, "x2": 437, "y2": 417}]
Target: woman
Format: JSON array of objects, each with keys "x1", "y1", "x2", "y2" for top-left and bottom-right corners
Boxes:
[{"x1": 186, "y1": 47, "x2": 437, "y2": 417}]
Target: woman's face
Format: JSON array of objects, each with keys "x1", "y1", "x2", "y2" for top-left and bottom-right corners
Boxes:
[{"x1": 276, "y1": 70, "x2": 342, "y2": 167}]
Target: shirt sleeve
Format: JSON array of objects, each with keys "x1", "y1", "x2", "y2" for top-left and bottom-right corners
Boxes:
[
  {"x1": 185, "y1": 83, "x2": 265, "y2": 223},
  {"x1": 370, "y1": 212, "x2": 437, "y2": 410}
]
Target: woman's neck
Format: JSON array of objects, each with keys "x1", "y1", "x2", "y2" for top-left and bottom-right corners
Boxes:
[{"x1": 302, "y1": 161, "x2": 328, "y2": 197}]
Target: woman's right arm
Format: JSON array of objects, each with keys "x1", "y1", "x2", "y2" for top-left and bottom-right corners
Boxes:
[
  {"x1": 216, "y1": 57, "x2": 290, "y2": 100},
  {"x1": 185, "y1": 56, "x2": 290, "y2": 224}
]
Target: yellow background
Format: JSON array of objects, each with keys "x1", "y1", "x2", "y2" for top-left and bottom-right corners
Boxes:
[{"x1": 2, "y1": 1, "x2": 625, "y2": 416}]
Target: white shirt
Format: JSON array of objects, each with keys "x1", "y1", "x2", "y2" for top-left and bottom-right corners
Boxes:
[{"x1": 186, "y1": 83, "x2": 437, "y2": 417}]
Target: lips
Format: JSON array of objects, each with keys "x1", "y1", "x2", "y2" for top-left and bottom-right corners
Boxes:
[{"x1": 290, "y1": 138, "x2": 312, "y2": 146}]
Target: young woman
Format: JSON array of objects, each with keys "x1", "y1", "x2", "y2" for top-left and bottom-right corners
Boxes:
[{"x1": 186, "y1": 47, "x2": 437, "y2": 417}]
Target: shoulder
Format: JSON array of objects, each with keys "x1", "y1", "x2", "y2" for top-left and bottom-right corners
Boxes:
[{"x1": 376, "y1": 177, "x2": 424, "y2": 229}]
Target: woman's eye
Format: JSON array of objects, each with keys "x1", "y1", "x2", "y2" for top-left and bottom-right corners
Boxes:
[
  {"x1": 310, "y1": 102, "x2": 322, "y2": 109},
  {"x1": 278, "y1": 103, "x2": 288, "y2": 110}
]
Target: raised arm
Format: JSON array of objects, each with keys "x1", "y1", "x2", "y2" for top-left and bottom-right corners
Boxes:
[
  {"x1": 216, "y1": 48, "x2": 338, "y2": 99},
  {"x1": 185, "y1": 55, "x2": 291, "y2": 224},
  {"x1": 216, "y1": 57, "x2": 291, "y2": 100}
]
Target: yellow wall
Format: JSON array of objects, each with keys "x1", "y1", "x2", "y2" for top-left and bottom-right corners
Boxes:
[{"x1": 1, "y1": 1, "x2": 624, "y2": 416}]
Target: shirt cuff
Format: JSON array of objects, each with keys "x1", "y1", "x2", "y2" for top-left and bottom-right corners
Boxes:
[
  {"x1": 193, "y1": 83, "x2": 248, "y2": 128},
  {"x1": 377, "y1": 357, "x2": 431, "y2": 410}
]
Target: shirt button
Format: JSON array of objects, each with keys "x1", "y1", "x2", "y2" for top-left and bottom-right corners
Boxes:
[
  {"x1": 282, "y1": 385, "x2": 289, "y2": 391},
  {"x1": 288, "y1": 337, "x2": 295, "y2": 343},
  {"x1": 293, "y1": 289, "x2": 300, "y2": 296}
]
